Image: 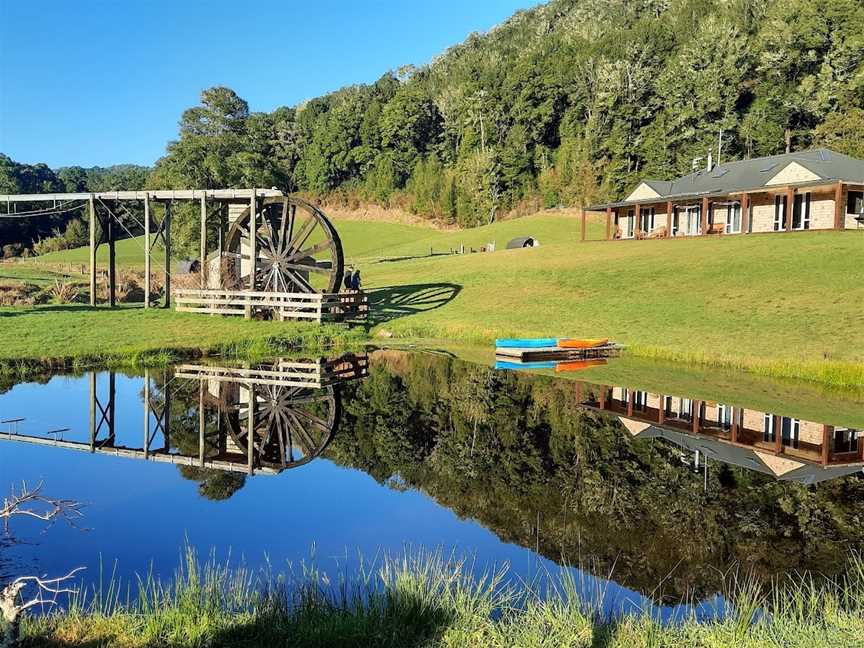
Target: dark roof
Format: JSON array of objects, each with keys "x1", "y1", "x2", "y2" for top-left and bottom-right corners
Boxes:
[
  {"x1": 588, "y1": 148, "x2": 864, "y2": 210},
  {"x1": 642, "y1": 425, "x2": 863, "y2": 486}
]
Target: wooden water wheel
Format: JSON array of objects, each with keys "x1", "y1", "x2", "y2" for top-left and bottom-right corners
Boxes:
[
  {"x1": 222, "y1": 381, "x2": 340, "y2": 469},
  {"x1": 225, "y1": 196, "x2": 344, "y2": 296}
]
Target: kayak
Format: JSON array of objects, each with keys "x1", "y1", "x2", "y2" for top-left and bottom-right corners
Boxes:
[
  {"x1": 495, "y1": 338, "x2": 557, "y2": 348},
  {"x1": 557, "y1": 338, "x2": 609, "y2": 349},
  {"x1": 554, "y1": 359, "x2": 607, "y2": 373},
  {"x1": 495, "y1": 361, "x2": 557, "y2": 371}
]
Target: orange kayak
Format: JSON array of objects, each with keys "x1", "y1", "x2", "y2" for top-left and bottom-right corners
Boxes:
[
  {"x1": 557, "y1": 338, "x2": 609, "y2": 349},
  {"x1": 555, "y1": 359, "x2": 607, "y2": 373}
]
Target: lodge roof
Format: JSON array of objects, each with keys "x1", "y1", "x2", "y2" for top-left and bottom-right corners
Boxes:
[
  {"x1": 637, "y1": 424, "x2": 863, "y2": 486},
  {"x1": 588, "y1": 148, "x2": 864, "y2": 210}
]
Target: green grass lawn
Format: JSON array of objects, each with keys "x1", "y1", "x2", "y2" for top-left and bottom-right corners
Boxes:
[
  {"x1": 0, "y1": 305, "x2": 360, "y2": 371},
  {"x1": 363, "y1": 231, "x2": 864, "y2": 387},
  {"x1": 22, "y1": 211, "x2": 595, "y2": 267},
  {"x1": 6, "y1": 217, "x2": 864, "y2": 387},
  {"x1": 0, "y1": 262, "x2": 69, "y2": 286}
]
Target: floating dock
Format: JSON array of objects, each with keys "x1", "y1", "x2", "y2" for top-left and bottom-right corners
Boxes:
[{"x1": 495, "y1": 344, "x2": 620, "y2": 362}]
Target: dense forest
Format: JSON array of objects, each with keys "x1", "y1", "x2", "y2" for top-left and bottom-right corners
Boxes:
[{"x1": 2, "y1": 0, "x2": 863, "y2": 253}]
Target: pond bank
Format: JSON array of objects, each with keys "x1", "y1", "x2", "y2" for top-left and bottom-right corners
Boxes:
[
  {"x1": 0, "y1": 306, "x2": 364, "y2": 377},
  {"x1": 15, "y1": 549, "x2": 864, "y2": 648}
]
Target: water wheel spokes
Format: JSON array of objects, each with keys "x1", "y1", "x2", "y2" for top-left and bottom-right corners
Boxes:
[
  {"x1": 223, "y1": 379, "x2": 340, "y2": 470},
  {"x1": 225, "y1": 196, "x2": 344, "y2": 297}
]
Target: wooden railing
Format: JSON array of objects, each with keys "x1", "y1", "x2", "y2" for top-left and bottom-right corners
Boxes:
[
  {"x1": 174, "y1": 354, "x2": 369, "y2": 389},
  {"x1": 173, "y1": 289, "x2": 368, "y2": 323}
]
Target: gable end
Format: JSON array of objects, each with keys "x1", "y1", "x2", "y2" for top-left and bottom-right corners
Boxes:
[
  {"x1": 765, "y1": 161, "x2": 822, "y2": 186},
  {"x1": 626, "y1": 182, "x2": 662, "y2": 201}
]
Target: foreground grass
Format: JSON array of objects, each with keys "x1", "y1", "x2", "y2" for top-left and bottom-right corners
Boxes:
[
  {"x1": 364, "y1": 231, "x2": 864, "y2": 388},
  {"x1": 0, "y1": 305, "x2": 363, "y2": 373},
  {"x1": 16, "y1": 549, "x2": 864, "y2": 648}
]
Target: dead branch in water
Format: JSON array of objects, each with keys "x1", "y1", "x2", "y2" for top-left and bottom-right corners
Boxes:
[
  {"x1": 1, "y1": 483, "x2": 85, "y2": 647},
  {"x1": 1, "y1": 481, "x2": 85, "y2": 534}
]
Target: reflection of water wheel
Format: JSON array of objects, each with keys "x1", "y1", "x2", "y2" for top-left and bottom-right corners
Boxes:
[
  {"x1": 225, "y1": 196, "x2": 343, "y2": 298},
  {"x1": 222, "y1": 382, "x2": 340, "y2": 469}
]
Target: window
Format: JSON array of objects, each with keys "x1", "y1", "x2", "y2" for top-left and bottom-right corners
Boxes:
[
  {"x1": 847, "y1": 191, "x2": 864, "y2": 215},
  {"x1": 833, "y1": 428, "x2": 860, "y2": 454},
  {"x1": 773, "y1": 195, "x2": 786, "y2": 231},
  {"x1": 763, "y1": 414, "x2": 775, "y2": 442},
  {"x1": 663, "y1": 396, "x2": 673, "y2": 417},
  {"x1": 679, "y1": 398, "x2": 693, "y2": 421},
  {"x1": 781, "y1": 417, "x2": 800, "y2": 448},
  {"x1": 747, "y1": 200, "x2": 754, "y2": 233},
  {"x1": 717, "y1": 404, "x2": 733, "y2": 430},
  {"x1": 792, "y1": 192, "x2": 811, "y2": 230},
  {"x1": 640, "y1": 208, "x2": 656, "y2": 233},
  {"x1": 634, "y1": 391, "x2": 648, "y2": 412},
  {"x1": 725, "y1": 203, "x2": 741, "y2": 234},
  {"x1": 625, "y1": 209, "x2": 635, "y2": 238},
  {"x1": 764, "y1": 415, "x2": 799, "y2": 446}
]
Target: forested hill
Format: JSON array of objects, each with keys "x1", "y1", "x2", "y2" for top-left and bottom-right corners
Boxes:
[
  {"x1": 3, "y1": 0, "x2": 863, "y2": 241},
  {"x1": 151, "y1": 0, "x2": 864, "y2": 226}
]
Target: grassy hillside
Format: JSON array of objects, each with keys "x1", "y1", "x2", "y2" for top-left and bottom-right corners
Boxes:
[
  {"x1": 363, "y1": 231, "x2": 864, "y2": 387},
  {"x1": 6, "y1": 220, "x2": 864, "y2": 386},
  {"x1": 21, "y1": 211, "x2": 598, "y2": 266}
]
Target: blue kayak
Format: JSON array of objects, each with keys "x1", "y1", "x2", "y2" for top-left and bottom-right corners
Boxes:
[
  {"x1": 495, "y1": 337, "x2": 557, "y2": 348},
  {"x1": 495, "y1": 361, "x2": 557, "y2": 371}
]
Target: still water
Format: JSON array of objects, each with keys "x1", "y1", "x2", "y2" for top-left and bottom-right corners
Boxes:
[{"x1": 1, "y1": 350, "x2": 862, "y2": 621}]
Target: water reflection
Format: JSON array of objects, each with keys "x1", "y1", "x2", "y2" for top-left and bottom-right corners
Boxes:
[
  {"x1": 576, "y1": 384, "x2": 863, "y2": 486},
  {"x1": 2, "y1": 349, "x2": 863, "y2": 605},
  {"x1": 0, "y1": 354, "x2": 368, "y2": 486}
]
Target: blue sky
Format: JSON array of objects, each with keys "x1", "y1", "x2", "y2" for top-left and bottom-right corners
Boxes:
[{"x1": 0, "y1": 0, "x2": 539, "y2": 169}]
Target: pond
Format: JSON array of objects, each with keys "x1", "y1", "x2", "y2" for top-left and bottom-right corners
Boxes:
[{"x1": 1, "y1": 349, "x2": 862, "y2": 622}]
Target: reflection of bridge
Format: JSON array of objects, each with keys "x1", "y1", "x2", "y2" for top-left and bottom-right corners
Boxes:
[
  {"x1": 576, "y1": 382, "x2": 863, "y2": 485},
  {"x1": 0, "y1": 354, "x2": 368, "y2": 475}
]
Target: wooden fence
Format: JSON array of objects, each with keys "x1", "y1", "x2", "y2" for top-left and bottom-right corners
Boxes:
[
  {"x1": 174, "y1": 355, "x2": 369, "y2": 389},
  {"x1": 172, "y1": 288, "x2": 368, "y2": 323}
]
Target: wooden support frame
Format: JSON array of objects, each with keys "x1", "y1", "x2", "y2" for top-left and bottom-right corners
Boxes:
[
  {"x1": 740, "y1": 193, "x2": 750, "y2": 234},
  {"x1": 634, "y1": 203, "x2": 641, "y2": 238},
  {"x1": 88, "y1": 195, "x2": 97, "y2": 306},
  {"x1": 700, "y1": 197, "x2": 709, "y2": 235},
  {"x1": 580, "y1": 207, "x2": 586, "y2": 242},
  {"x1": 821, "y1": 424, "x2": 833, "y2": 465},
  {"x1": 107, "y1": 201, "x2": 116, "y2": 307},
  {"x1": 200, "y1": 195, "x2": 207, "y2": 289},
  {"x1": 834, "y1": 182, "x2": 845, "y2": 229},
  {"x1": 164, "y1": 202, "x2": 172, "y2": 308},
  {"x1": 246, "y1": 190, "x2": 257, "y2": 319},
  {"x1": 144, "y1": 194, "x2": 151, "y2": 308},
  {"x1": 785, "y1": 186, "x2": 795, "y2": 231},
  {"x1": 605, "y1": 208, "x2": 612, "y2": 240},
  {"x1": 665, "y1": 201, "x2": 673, "y2": 238}
]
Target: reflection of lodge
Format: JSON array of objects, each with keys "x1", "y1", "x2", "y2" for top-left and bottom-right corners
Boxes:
[
  {"x1": 577, "y1": 383, "x2": 863, "y2": 484},
  {"x1": 0, "y1": 354, "x2": 368, "y2": 476}
]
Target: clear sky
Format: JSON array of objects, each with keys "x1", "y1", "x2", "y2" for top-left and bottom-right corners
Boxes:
[{"x1": 0, "y1": 0, "x2": 539, "y2": 169}]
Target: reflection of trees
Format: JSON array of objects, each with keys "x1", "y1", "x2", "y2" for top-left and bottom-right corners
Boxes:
[
  {"x1": 176, "y1": 467, "x2": 246, "y2": 501},
  {"x1": 329, "y1": 353, "x2": 864, "y2": 603},
  {"x1": 148, "y1": 376, "x2": 248, "y2": 502}
]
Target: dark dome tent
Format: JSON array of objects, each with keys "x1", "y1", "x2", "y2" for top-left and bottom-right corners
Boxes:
[{"x1": 506, "y1": 236, "x2": 539, "y2": 249}]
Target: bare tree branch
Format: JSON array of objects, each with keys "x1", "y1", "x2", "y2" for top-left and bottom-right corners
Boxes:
[{"x1": 1, "y1": 481, "x2": 85, "y2": 534}]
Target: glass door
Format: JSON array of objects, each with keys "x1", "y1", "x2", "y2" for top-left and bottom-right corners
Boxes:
[{"x1": 725, "y1": 203, "x2": 741, "y2": 233}]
